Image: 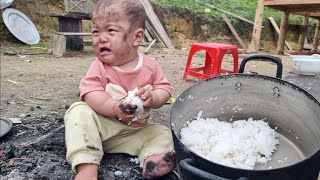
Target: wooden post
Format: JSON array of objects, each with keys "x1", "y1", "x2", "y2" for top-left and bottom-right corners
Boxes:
[
  {"x1": 297, "y1": 15, "x2": 309, "y2": 51},
  {"x1": 312, "y1": 20, "x2": 320, "y2": 52},
  {"x1": 53, "y1": 34, "x2": 66, "y2": 57},
  {"x1": 268, "y1": 17, "x2": 292, "y2": 50},
  {"x1": 248, "y1": 0, "x2": 264, "y2": 53},
  {"x1": 58, "y1": 17, "x2": 84, "y2": 51},
  {"x1": 276, "y1": 11, "x2": 289, "y2": 55}
]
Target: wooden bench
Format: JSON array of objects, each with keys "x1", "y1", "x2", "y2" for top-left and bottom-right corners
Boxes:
[{"x1": 53, "y1": 32, "x2": 92, "y2": 56}]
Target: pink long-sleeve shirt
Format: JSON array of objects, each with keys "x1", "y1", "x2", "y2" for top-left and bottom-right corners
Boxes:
[{"x1": 79, "y1": 53, "x2": 172, "y2": 103}]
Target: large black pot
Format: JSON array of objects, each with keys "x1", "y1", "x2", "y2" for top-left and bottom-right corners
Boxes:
[{"x1": 170, "y1": 55, "x2": 320, "y2": 180}]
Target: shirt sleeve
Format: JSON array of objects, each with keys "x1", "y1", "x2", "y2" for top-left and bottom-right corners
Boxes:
[
  {"x1": 79, "y1": 60, "x2": 107, "y2": 101},
  {"x1": 151, "y1": 59, "x2": 172, "y2": 94}
]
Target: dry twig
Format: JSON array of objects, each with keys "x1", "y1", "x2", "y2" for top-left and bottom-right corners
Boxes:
[
  {"x1": 34, "y1": 97, "x2": 51, "y2": 101},
  {"x1": 6, "y1": 79, "x2": 19, "y2": 85}
]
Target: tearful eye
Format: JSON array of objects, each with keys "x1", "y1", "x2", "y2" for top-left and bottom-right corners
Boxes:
[{"x1": 92, "y1": 30, "x2": 99, "y2": 35}]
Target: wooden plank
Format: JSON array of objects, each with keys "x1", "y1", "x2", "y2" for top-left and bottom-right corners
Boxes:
[
  {"x1": 56, "y1": 32, "x2": 92, "y2": 36},
  {"x1": 288, "y1": 51, "x2": 319, "y2": 55},
  {"x1": 288, "y1": 8, "x2": 320, "y2": 14},
  {"x1": 222, "y1": 14, "x2": 246, "y2": 49},
  {"x1": 144, "y1": 29, "x2": 153, "y2": 42},
  {"x1": 139, "y1": 0, "x2": 174, "y2": 49},
  {"x1": 49, "y1": 12, "x2": 91, "y2": 20},
  {"x1": 248, "y1": 0, "x2": 264, "y2": 53},
  {"x1": 145, "y1": 20, "x2": 165, "y2": 47},
  {"x1": 264, "y1": 0, "x2": 320, "y2": 6},
  {"x1": 268, "y1": 17, "x2": 292, "y2": 50},
  {"x1": 277, "y1": 11, "x2": 290, "y2": 54},
  {"x1": 263, "y1": 1, "x2": 320, "y2": 20}
]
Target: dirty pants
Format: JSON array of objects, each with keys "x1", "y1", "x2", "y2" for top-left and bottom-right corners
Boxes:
[{"x1": 64, "y1": 102, "x2": 174, "y2": 172}]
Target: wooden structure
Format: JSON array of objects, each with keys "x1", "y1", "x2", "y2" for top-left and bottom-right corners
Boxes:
[
  {"x1": 64, "y1": 0, "x2": 92, "y2": 14},
  {"x1": 139, "y1": 0, "x2": 174, "y2": 49},
  {"x1": 50, "y1": 0, "x2": 173, "y2": 56},
  {"x1": 49, "y1": 12, "x2": 91, "y2": 51},
  {"x1": 249, "y1": 0, "x2": 320, "y2": 54},
  {"x1": 222, "y1": 14, "x2": 246, "y2": 50},
  {"x1": 52, "y1": 32, "x2": 92, "y2": 56}
]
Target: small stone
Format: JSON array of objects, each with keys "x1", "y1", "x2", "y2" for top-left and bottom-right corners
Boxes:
[
  {"x1": 63, "y1": 104, "x2": 70, "y2": 110},
  {"x1": 114, "y1": 170, "x2": 123, "y2": 177},
  {"x1": 18, "y1": 114, "x2": 27, "y2": 118}
]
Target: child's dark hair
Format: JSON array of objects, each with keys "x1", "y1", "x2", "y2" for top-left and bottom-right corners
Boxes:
[{"x1": 93, "y1": 0, "x2": 147, "y2": 30}]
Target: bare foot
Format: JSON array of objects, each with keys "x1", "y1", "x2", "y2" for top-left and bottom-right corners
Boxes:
[
  {"x1": 75, "y1": 163, "x2": 98, "y2": 180},
  {"x1": 142, "y1": 151, "x2": 176, "y2": 179}
]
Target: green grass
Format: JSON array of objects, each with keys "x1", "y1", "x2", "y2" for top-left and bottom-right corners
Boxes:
[{"x1": 152, "y1": 0, "x2": 317, "y2": 25}]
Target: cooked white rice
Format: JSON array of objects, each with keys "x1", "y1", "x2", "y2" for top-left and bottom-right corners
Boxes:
[
  {"x1": 124, "y1": 89, "x2": 144, "y2": 121},
  {"x1": 180, "y1": 111, "x2": 279, "y2": 169}
]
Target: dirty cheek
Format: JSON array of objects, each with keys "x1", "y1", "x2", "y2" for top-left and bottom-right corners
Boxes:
[
  {"x1": 119, "y1": 41, "x2": 130, "y2": 56},
  {"x1": 122, "y1": 29, "x2": 127, "y2": 41}
]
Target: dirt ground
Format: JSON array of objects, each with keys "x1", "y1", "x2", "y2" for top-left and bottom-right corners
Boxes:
[{"x1": 0, "y1": 41, "x2": 295, "y2": 179}]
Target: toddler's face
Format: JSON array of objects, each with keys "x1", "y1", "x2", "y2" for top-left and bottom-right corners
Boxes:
[{"x1": 91, "y1": 5, "x2": 137, "y2": 65}]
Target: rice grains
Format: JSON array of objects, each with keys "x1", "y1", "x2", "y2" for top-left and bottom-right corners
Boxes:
[{"x1": 180, "y1": 111, "x2": 279, "y2": 169}]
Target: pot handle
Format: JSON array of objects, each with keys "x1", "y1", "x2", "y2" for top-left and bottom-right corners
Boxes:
[
  {"x1": 238, "y1": 55, "x2": 283, "y2": 79},
  {"x1": 179, "y1": 159, "x2": 248, "y2": 180}
]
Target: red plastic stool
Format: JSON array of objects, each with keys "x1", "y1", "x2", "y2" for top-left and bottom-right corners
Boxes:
[{"x1": 183, "y1": 43, "x2": 239, "y2": 80}]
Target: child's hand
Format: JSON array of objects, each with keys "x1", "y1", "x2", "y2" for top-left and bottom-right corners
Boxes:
[
  {"x1": 136, "y1": 88, "x2": 153, "y2": 108},
  {"x1": 114, "y1": 100, "x2": 147, "y2": 127},
  {"x1": 114, "y1": 100, "x2": 135, "y2": 124},
  {"x1": 119, "y1": 103, "x2": 138, "y2": 115}
]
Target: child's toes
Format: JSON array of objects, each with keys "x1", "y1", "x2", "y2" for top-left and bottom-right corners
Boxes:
[{"x1": 142, "y1": 152, "x2": 176, "y2": 179}]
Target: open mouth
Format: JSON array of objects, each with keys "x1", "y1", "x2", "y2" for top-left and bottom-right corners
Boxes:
[{"x1": 100, "y1": 47, "x2": 111, "y2": 55}]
